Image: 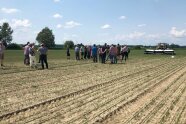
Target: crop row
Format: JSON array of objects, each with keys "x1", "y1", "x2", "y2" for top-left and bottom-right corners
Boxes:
[
  {"x1": 93, "y1": 66, "x2": 186, "y2": 124},
  {"x1": 0, "y1": 60, "x2": 91, "y2": 75},
  {"x1": 0, "y1": 58, "x2": 163, "y2": 87},
  {"x1": 104, "y1": 67, "x2": 186, "y2": 124},
  {"x1": 0, "y1": 58, "x2": 185, "y2": 123},
  {"x1": 0, "y1": 58, "x2": 173, "y2": 115}
]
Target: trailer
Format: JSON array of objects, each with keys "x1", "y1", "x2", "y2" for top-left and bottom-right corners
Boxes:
[{"x1": 144, "y1": 49, "x2": 175, "y2": 55}]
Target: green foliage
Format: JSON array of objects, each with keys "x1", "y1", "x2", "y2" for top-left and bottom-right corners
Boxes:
[
  {"x1": 170, "y1": 43, "x2": 180, "y2": 48},
  {"x1": 6, "y1": 43, "x2": 22, "y2": 50},
  {"x1": 0, "y1": 22, "x2": 13, "y2": 46},
  {"x1": 64, "y1": 40, "x2": 74, "y2": 49},
  {"x1": 50, "y1": 44, "x2": 63, "y2": 50},
  {"x1": 36, "y1": 27, "x2": 55, "y2": 48},
  {"x1": 133, "y1": 45, "x2": 143, "y2": 50}
]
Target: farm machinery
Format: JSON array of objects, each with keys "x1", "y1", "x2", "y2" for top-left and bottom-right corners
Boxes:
[{"x1": 144, "y1": 43, "x2": 175, "y2": 55}]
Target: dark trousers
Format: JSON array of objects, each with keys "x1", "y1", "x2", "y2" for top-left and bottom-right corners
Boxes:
[
  {"x1": 93, "y1": 54, "x2": 97, "y2": 63},
  {"x1": 87, "y1": 52, "x2": 91, "y2": 59},
  {"x1": 24, "y1": 55, "x2": 30, "y2": 65},
  {"x1": 101, "y1": 54, "x2": 106, "y2": 63},
  {"x1": 121, "y1": 52, "x2": 128, "y2": 62},
  {"x1": 84, "y1": 52, "x2": 87, "y2": 59},
  {"x1": 126, "y1": 52, "x2": 129, "y2": 59},
  {"x1": 40, "y1": 54, "x2": 48, "y2": 69}
]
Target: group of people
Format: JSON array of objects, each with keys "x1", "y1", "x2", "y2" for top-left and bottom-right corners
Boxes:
[
  {"x1": 74, "y1": 45, "x2": 93, "y2": 60},
  {"x1": 1, "y1": 41, "x2": 130, "y2": 69},
  {"x1": 108, "y1": 44, "x2": 130, "y2": 64},
  {"x1": 71, "y1": 43, "x2": 130, "y2": 64},
  {"x1": 23, "y1": 42, "x2": 48, "y2": 69}
]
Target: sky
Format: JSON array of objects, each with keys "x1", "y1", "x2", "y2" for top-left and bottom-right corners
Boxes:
[{"x1": 0, "y1": 0, "x2": 186, "y2": 45}]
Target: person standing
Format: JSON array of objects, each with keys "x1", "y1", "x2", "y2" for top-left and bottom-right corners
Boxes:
[
  {"x1": 121, "y1": 45, "x2": 128, "y2": 63},
  {"x1": 38, "y1": 43, "x2": 48, "y2": 69},
  {"x1": 84, "y1": 46, "x2": 87, "y2": 59},
  {"x1": 66, "y1": 45, "x2": 70, "y2": 59},
  {"x1": 109, "y1": 44, "x2": 114, "y2": 64},
  {"x1": 98, "y1": 45, "x2": 102, "y2": 62},
  {"x1": 23, "y1": 42, "x2": 30, "y2": 65},
  {"x1": 87, "y1": 45, "x2": 91, "y2": 59},
  {"x1": 117, "y1": 44, "x2": 121, "y2": 61},
  {"x1": 0, "y1": 41, "x2": 5, "y2": 67},
  {"x1": 75, "y1": 45, "x2": 80, "y2": 60},
  {"x1": 126, "y1": 47, "x2": 130, "y2": 59},
  {"x1": 92, "y1": 44, "x2": 98, "y2": 63},
  {"x1": 37, "y1": 47, "x2": 41, "y2": 63},
  {"x1": 80, "y1": 45, "x2": 84, "y2": 59},
  {"x1": 106, "y1": 45, "x2": 110, "y2": 61},
  {"x1": 101, "y1": 43, "x2": 107, "y2": 64},
  {"x1": 29, "y1": 43, "x2": 37, "y2": 68},
  {"x1": 113, "y1": 45, "x2": 118, "y2": 64}
]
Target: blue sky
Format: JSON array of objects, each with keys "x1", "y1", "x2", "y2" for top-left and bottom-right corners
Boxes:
[{"x1": 0, "y1": 0, "x2": 186, "y2": 45}]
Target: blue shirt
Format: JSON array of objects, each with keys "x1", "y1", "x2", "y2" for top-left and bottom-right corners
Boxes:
[
  {"x1": 38, "y1": 47, "x2": 48, "y2": 55},
  {"x1": 92, "y1": 46, "x2": 97, "y2": 56}
]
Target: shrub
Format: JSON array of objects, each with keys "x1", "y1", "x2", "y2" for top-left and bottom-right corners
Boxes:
[{"x1": 7, "y1": 43, "x2": 22, "y2": 50}]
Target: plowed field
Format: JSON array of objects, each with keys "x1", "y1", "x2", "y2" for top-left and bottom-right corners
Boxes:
[{"x1": 0, "y1": 56, "x2": 186, "y2": 124}]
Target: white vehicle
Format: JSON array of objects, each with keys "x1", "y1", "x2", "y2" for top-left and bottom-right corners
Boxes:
[{"x1": 144, "y1": 43, "x2": 175, "y2": 55}]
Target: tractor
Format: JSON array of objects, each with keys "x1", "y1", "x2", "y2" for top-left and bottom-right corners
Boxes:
[{"x1": 144, "y1": 43, "x2": 175, "y2": 55}]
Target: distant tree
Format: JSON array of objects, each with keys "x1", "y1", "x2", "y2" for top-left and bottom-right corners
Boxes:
[
  {"x1": 7, "y1": 43, "x2": 22, "y2": 50},
  {"x1": 0, "y1": 22, "x2": 13, "y2": 47},
  {"x1": 133, "y1": 45, "x2": 143, "y2": 50},
  {"x1": 170, "y1": 43, "x2": 180, "y2": 48},
  {"x1": 36, "y1": 27, "x2": 55, "y2": 48},
  {"x1": 64, "y1": 40, "x2": 74, "y2": 48}
]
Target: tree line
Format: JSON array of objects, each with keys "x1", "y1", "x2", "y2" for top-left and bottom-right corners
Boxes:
[
  {"x1": 0, "y1": 22, "x2": 184, "y2": 50},
  {"x1": 0, "y1": 22, "x2": 58, "y2": 49},
  {"x1": 0, "y1": 22, "x2": 75, "y2": 49}
]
